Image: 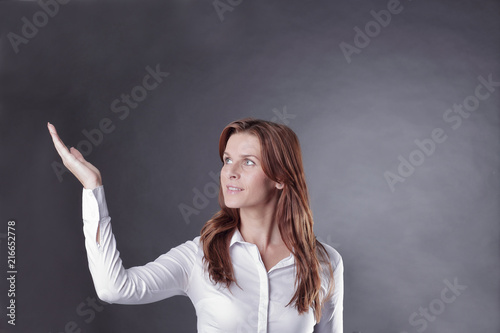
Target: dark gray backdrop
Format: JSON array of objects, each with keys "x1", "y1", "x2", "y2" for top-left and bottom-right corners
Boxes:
[{"x1": 0, "y1": 0, "x2": 499, "y2": 332}]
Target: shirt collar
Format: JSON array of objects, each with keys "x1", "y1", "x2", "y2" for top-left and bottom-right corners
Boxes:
[
  {"x1": 228, "y1": 228, "x2": 295, "y2": 270},
  {"x1": 229, "y1": 228, "x2": 245, "y2": 247}
]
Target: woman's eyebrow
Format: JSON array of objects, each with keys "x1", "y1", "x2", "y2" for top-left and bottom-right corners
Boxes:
[
  {"x1": 241, "y1": 154, "x2": 259, "y2": 160},
  {"x1": 223, "y1": 152, "x2": 260, "y2": 160}
]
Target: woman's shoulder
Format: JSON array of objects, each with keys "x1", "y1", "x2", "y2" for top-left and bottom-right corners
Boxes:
[
  {"x1": 179, "y1": 235, "x2": 202, "y2": 251},
  {"x1": 164, "y1": 235, "x2": 203, "y2": 260},
  {"x1": 317, "y1": 241, "x2": 343, "y2": 271}
]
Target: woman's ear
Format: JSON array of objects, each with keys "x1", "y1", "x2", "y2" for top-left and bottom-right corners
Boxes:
[{"x1": 276, "y1": 182, "x2": 284, "y2": 190}]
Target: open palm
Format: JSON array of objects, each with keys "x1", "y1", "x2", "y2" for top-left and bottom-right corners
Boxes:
[{"x1": 47, "y1": 122, "x2": 102, "y2": 189}]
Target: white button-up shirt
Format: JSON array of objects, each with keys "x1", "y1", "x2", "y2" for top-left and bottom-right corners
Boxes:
[{"x1": 82, "y1": 186, "x2": 344, "y2": 332}]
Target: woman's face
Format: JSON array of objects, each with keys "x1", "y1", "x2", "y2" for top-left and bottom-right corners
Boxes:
[{"x1": 221, "y1": 132, "x2": 280, "y2": 211}]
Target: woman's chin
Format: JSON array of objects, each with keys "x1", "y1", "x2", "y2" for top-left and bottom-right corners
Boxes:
[{"x1": 223, "y1": 199, "x2": 241, "y2": 209}]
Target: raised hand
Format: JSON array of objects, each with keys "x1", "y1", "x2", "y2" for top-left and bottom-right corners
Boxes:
[{"x1": 47, "y1": 122, "x2": 102, "y2": 189}]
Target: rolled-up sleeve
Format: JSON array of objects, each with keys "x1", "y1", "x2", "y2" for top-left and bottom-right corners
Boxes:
[{"x1": 82, "y1": 185, "x2": 197, "y2": 304}]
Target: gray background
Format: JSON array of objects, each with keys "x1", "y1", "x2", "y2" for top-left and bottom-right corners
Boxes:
[{"x1": 0, "y1": 0, "x2": 499, "y2": 332}]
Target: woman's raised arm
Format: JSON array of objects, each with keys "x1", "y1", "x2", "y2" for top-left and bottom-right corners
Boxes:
[
  {"x1": 48, "y1": 122, "x2": 104, "y2": 243},
  {"x1": 47, "y1": 122, "x2": 196, "y2": 304}
]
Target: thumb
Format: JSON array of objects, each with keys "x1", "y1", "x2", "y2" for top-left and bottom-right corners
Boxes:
[{"x1": 70, "y1": 147, "x2": 86, "y2": 163}]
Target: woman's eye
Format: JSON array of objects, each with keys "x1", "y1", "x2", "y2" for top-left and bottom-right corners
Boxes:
[
  {"x1": 224, "y1": 157, "x2": 232, "y2": 164},
  {"x1": 244, "y1": 159, "x2": 255, "y2": 166}
]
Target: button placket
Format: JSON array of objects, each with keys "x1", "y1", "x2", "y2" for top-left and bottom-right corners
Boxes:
[{"x1": 248, "y1": 244, "x2": 269, "y2": 333}]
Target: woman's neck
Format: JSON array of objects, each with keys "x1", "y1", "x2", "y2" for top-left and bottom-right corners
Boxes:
[{"x1": 238, "y1": 205, "x2": 284, "y2": 252}]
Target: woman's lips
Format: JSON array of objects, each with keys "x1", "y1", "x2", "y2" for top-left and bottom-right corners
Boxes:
[{"x1": 226, "y1": 185, "x2": 243, "y2": 194}]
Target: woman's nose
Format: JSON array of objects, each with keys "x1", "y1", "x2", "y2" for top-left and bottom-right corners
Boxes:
[{"x1": 223, "y1": 163, "x2": 239, "y2": 179}]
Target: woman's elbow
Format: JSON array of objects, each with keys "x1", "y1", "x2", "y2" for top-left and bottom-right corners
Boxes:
[{"x1": 95, "y1": 288, "x2": 121, "y2": 304}]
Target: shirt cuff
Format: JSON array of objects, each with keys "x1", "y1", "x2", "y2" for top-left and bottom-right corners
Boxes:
[{"x1": 82, "y1": 185, "x2": 109, "y2": 221}]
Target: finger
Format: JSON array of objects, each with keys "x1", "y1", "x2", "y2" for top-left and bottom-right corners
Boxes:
[
  {"x1": 48, "y1": 123, "x2": 72, "y2": 158},
  {"x1": 70, "y1": 148, "x2": 101, "y2": 177},
  {"x1": 47, "y1": 123, "x2": 67, "y2": 150},
  {"x1": 70, "y1": 147, "x2": 86, "y2": 163}
]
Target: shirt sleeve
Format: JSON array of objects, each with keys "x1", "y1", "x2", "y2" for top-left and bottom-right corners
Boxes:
[
  {"x1": 82, "y1": 185, "x2": 198, "y2": 304},
  {"x1": 313, "y1": 244, "x2": 344, "y2": 333}
]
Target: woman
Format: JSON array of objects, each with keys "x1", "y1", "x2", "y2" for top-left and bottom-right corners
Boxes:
[{"x1": 47, "y1": 118, "x2": 344, "y2": 332}]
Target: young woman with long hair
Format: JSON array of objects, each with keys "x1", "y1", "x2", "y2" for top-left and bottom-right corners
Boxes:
[{"x1": 47, "y1": 118, "x2": 344, "y2": 332}]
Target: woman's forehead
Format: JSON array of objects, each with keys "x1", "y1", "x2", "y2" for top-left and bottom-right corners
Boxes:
[{"x1": 225, "y1": 133, "x2": 260, "y2": 155}]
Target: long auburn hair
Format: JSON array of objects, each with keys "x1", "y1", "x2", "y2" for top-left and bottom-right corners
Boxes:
[{"x1": 200, "y1": 118, "x2": 334, "y2": 321}]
